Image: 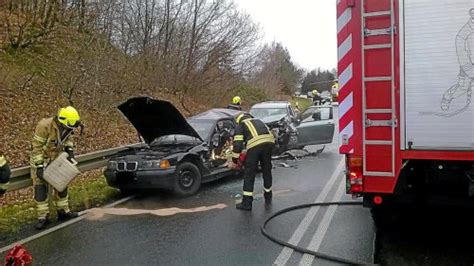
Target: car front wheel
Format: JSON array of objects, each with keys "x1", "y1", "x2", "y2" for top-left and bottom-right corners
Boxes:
[{"x1": 173, "y1": 162, "x2": 202, "y2": 196}]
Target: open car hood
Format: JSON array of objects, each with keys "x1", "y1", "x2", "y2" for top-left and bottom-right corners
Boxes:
[{"x1": 118, "y1": 97, "x2": 203, "y2": 143}]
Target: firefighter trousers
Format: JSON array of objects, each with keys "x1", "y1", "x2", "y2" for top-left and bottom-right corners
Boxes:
[
  {"x1": 242, "y1": 143, "x2": 274, "y2": 197},
  {"x1": 31, "y1": 167, "x2": 70, "y2": 219}
]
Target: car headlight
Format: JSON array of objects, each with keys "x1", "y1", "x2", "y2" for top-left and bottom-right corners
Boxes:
[
  {"x1": 141, "y1": 160, "x2": 172, "y2": 169},
  {"x1": 159, "y1": 159, "x2": 171, "y2": 169},
  {"x1": 141, "y1": 160, "x2": 161, "y2": 169},
  {"x1": 108, "y1": 161, "x2": 117, "y2": 169}
]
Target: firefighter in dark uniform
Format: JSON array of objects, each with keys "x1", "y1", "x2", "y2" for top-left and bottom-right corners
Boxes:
[
  {"x1": 227, "y1": 96, "x2": 243, "y2": 111},
  {"x1": 0, "y1": 155, "x2": 11, "y2": 196},
  {"x1": 231, "y1": 112, "x2": 275, "y2": 210}
]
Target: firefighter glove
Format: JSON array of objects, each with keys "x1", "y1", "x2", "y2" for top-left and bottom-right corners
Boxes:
[
  {"x1": 65, "y1": 147, "x2": 75, "y2": 161},
  {"x1": 36, "y1": 166, "x2": 44, "y2": 180}
]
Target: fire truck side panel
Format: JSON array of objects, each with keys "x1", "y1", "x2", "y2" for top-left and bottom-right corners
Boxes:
[
  {"x1": 402, "y1": 0, "x2": 474, "y2": 150},
  {"x1": 339, "y1": 0, "x2": 474, "y2": 202}
]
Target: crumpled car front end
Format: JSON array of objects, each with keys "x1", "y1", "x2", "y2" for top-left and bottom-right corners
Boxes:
[{"x1": 105, "y1": 151, "x2": 178, "y2": 190}]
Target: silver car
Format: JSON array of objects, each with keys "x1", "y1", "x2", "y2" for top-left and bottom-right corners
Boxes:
[
  {"x1": 249, "y1": 101, "x2": 335, "y2": 148},
  {"x1": 297, "y1": 105, "x2": 335, "y2": 147}
]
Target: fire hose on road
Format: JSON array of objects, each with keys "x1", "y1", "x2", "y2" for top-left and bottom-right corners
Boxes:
[{"x1": 261, "y1": 201, "x2": 378, "y2": 266}]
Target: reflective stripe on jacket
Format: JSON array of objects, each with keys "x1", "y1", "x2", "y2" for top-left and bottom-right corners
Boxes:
[
  {"x1": 232, "y1": 117, "x2": 274, "y2": 158},
  {"x1": 0, "y1": 156, "x2": 6, "y2": 167}
]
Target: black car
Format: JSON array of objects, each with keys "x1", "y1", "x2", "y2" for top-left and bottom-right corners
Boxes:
[{"x1": 104, "y1": 97, "x2": 241, "y2": 196}]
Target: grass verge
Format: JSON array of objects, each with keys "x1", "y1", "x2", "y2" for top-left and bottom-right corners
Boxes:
[
  {"x1": 291, "y1": 96, "x2": 313, "y2": 112},
  {"x1": 0, "y1": 173, "x2": 119, "y2": 235}
]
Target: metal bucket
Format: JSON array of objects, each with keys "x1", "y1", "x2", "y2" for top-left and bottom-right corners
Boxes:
[{"x1": 43, "y1": 152, "x2": 81, "y2": 192}]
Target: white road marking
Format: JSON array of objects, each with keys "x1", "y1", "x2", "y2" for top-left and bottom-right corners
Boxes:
[
  {"x1": 273, "y1": 158, "x2": 345, "y2": 265},
  {"x1": 298, "y1": 178, "x2": 346, "y2": 266}
]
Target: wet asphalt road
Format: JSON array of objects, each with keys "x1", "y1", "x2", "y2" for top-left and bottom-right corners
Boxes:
[
  {"x1": 375, "y1": 205, "x2": 474, "y2": 265},
  {"x1": 1, "y1": 142, "x2": 376, "y2": 265}
]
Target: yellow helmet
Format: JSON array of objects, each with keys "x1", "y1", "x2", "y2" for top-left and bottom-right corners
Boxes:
[
  {"x1": 232, "y1": 96, "x2": 241, "y2": 105},
  {"x1": 312, "y1": 90, "x2": 318, "y2": 96},
  {"x1": 57, "y1": 106, "x2": 81, "y2": 129}
]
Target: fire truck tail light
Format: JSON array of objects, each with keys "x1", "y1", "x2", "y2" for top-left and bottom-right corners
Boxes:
[
  {"x1": 347, "y1": 156, "x2": 363, "y2": 193},
  {"x1": 349, "y1": 172, "x2": 363, "y2": 185}
]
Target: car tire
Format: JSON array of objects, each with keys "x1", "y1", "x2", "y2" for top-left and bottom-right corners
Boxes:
[{"x1": 173, "y1": 162, "x2": 202, "y2": 196}]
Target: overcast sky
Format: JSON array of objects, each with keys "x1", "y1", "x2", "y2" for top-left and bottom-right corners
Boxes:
[{"x1": 235, "y1": 0, "x2": 337, "y2": 72}]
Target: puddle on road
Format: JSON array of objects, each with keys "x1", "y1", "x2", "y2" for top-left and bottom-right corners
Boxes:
[{"x1": 85, "y1": 203, "x2": 227, "y2": 220}]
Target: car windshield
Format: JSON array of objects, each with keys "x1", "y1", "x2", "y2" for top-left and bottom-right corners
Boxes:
[
  {"x1": 188, "y1": 120, "x2": 214, "y2": 139},
  {"x1": 250, "y1": 108, "x2": 287, "y2": 119}
]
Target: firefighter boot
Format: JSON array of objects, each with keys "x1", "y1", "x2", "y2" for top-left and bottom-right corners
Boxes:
[
  {"x1": 57, "y1": 210, "x2": 78, "y2": 221},
  {"x1": 35, "y1": 217, "x2": 50, "y2": 230},
  {"x1": 264, "y1": 191, "x2": 272, "y2": 204},
  {"x1": 236, "y1": 196, "x2": 253, "y2": 211}
]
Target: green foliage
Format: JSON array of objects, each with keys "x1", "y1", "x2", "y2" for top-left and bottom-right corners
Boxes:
[
  {"x1": 68, "y1": 175, "x2": 120, "y2": 211},
  {"x1": 253, "y1": 42, "x2": 303, "y2": 96},
  {"x1": 271, "y1": 43, "x2": 303, "y2": 95},
  {"x1": 0, "y1": 200, "x2": 36, "y2": 234},
  {"x1": 301, "y1": 68, "x2": 336, "y2": 94}
]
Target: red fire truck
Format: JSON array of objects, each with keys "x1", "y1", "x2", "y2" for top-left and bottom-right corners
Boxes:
[{"x1": 337, "y1": 0, "x2": 474, "y2": 208}]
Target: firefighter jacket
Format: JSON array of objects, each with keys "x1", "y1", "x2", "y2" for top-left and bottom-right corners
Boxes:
[
  {"x1": 30, "y1": 117, "x2": 74, "y2": 167},
  {"x1": 227, "y1": 104, "x2": 242, "y2": 111},
  {"x1": 0, "y1": 155, "x2": 10, "y2": 193},
  {"x1": 232, "y1": 115, "x2": 274, "y2": 162}
]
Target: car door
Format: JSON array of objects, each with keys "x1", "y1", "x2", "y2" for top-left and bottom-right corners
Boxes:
[{"x1": 296, "y1": 106, "x2": 335, "y2": 146}]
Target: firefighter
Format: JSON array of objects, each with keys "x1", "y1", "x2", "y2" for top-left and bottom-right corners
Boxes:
[
  {"x1": 231, "y1": 112, "x2": 275, "y2": 211},
  {"x1": 227, "y1": 96, "x2": 243, "y2": 111},
  {"x1": 30, "y1": 106, "x2": 81, "y2": 230},
  {"x1": 312, "y1": 89, "x2": 322, "y2": 105},
  {"x1": 0, "y1": 155, "x2": 11, "y2": 196}
]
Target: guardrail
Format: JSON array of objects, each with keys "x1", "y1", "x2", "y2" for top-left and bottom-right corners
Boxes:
[{"x1": 8, "y1": 143, "x2": 143, "y2": 192}]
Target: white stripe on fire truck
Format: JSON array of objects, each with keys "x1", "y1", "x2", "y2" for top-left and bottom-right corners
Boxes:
[
  {"x1": 338, "y1": 63, "x2": 352, "y2": 90},
  {"x1": 337, "y1": 34, "x2": 352, "y2": 61},
  {"x1": 337, "y1": 8, "x2": 352, "y2": 33},
  {"x1": 338, "y1": 91, "x2": 353, "y2": 119},
  {"x1": 340, "y1": 121, "x2": 354, "y2": 144}
]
